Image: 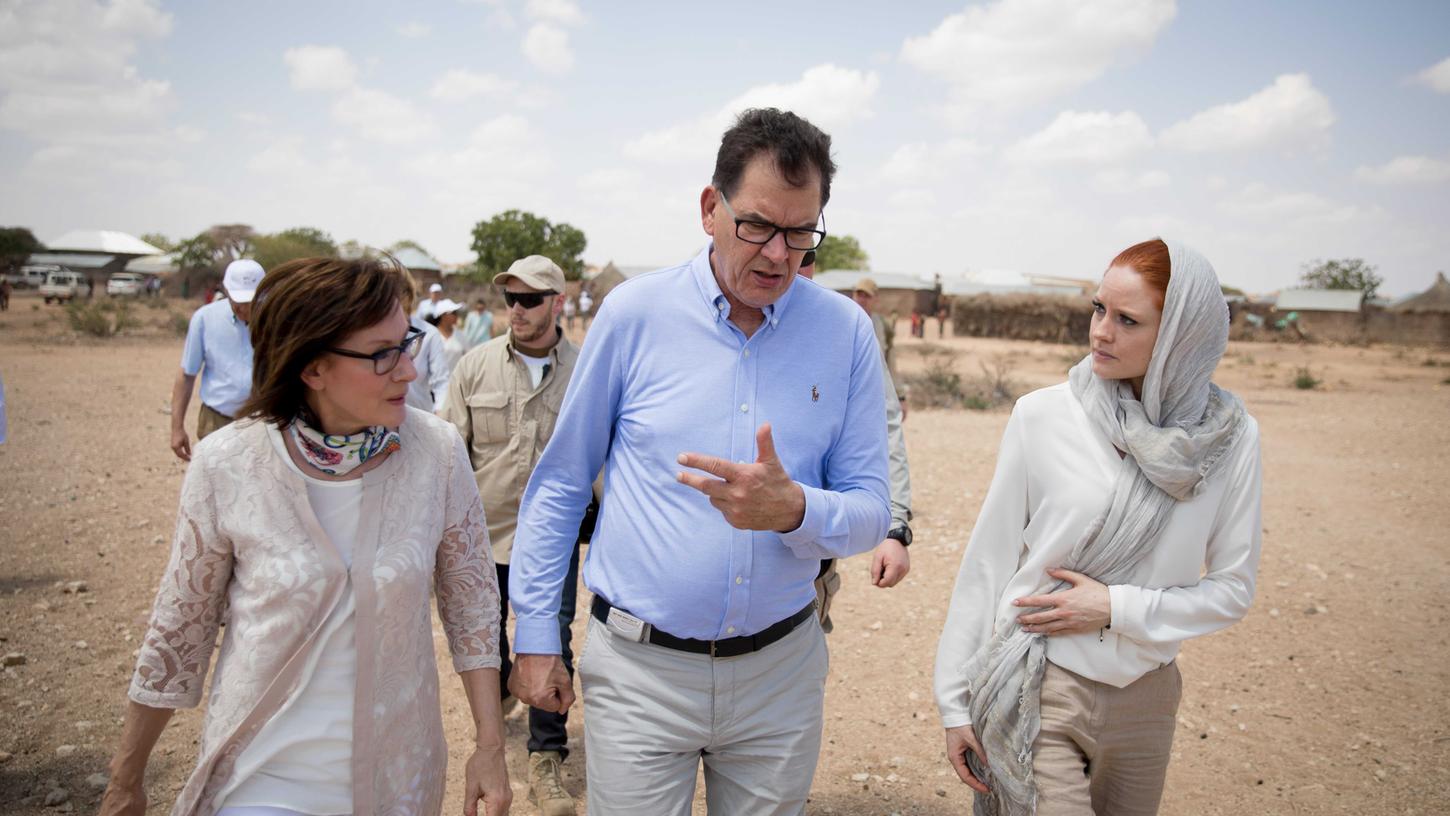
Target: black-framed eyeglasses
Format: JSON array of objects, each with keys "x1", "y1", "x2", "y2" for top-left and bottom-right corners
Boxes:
[
  {"x1": 326, "y1": 328, "x2": 425, "y2": 375},
  {"x1": 503, "y1": 290, "x2": 556, "y2": 310},
  {"x1": 717, "y1": 192, "x2": 826, "y2": 250}
]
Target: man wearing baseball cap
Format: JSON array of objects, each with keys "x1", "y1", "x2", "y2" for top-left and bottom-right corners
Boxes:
[
  {"x1": 168, "y1": 259, "x2": 263, "y2": 461},
  {"x1": 441, "y1": 255, "x2": 589, "y2": 816},
  {"x1": 415, "y1": 281, "x2": 446, "y2": 320}
]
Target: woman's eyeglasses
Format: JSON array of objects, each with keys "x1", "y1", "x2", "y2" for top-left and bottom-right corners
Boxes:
[
  {"x1": 504, "y1": 291, "x2": 555, "y2": 310},
  {"x1": 326, "y1": 328, "x2": 425, "y2": 375}
]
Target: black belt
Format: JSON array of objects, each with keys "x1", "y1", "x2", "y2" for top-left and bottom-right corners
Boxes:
[{"x1": 591, "y1": 596, "x2": 815, "y2": 659}]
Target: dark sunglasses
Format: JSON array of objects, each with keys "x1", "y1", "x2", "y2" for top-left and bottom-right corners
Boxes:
[
  {"x1": 325, "y1": 328, "x2": 425, "y2": 375},
  {"x1": 503, "y1": 290, "x2": 555, "y2": 309}
]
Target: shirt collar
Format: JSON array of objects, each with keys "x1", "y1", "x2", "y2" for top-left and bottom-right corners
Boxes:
[
  {"x1": 689, "y1": 241, "x2": 795, "y2": 330},
  {"x1": 506, "y1": 327, "x2": 565, "y2": 363}
]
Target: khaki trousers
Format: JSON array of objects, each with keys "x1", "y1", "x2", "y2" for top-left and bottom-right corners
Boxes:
[
  {"x1": 1033, "y1": 660, "x2": 1182, "y2": 816},
  {"x1": 577, "y1": 613, "x2": 828, "y2": 815},
  {"x1": 197, "y1": 403, "x2": 233, "y2": 440}
]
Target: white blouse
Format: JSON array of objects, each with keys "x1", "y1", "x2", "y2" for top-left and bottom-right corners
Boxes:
[
  {"x1": 934, "y1": 382, "x2": 1262, "y2": 728},
  {"x1": 219, "y1": 428, "x2": 364, "y2": 814}
]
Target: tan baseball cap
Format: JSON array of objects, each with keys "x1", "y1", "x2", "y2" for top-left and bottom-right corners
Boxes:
[
  {"x1": 495, "y1": 255, "x2": 565, "y2": 293},
  {"x1": 853, "y1": 277, "x2": 879, "y2": 297}
]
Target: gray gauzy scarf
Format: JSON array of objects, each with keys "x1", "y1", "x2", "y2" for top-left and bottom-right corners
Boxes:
[{"x1": 960, "y1": 239, "x2": 1247, "y2": 816}]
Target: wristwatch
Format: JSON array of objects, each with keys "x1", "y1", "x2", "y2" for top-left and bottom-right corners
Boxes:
[{"x1": 886, "y1": 524, "x2": 912, "y2": 547}]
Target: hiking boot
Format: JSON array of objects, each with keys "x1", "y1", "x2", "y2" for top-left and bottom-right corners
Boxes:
[{"x1": 527, "y1": 750, "x2": 575, "y2": 816}]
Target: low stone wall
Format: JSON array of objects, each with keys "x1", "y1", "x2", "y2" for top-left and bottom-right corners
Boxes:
[
  {"x1": 1232, "y1": 304, "x2": 1450, "y2": 347},
  {"x1": 950, "y1": 293, "x2": 1091, "y2": 344}
]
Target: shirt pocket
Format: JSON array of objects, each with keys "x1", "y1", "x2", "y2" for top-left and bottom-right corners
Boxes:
[{"x1": 465, "y1": 390, "x2": 511, "y2": 444}]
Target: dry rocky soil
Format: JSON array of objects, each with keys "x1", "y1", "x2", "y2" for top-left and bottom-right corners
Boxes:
[{"x1": 1, "y1": 291, "x2": 1447, "y2": 814}]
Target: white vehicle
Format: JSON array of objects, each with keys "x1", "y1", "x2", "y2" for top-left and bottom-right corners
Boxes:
[
  {"x1": 5, "y1": 265, "x2": 54, "y2": 289},
  {"x1": 40, "y1": 270, "x2": 85, "y2": 304},
  {"x1": 107, "y1": 272, "x2": 146, "y2": 297}
]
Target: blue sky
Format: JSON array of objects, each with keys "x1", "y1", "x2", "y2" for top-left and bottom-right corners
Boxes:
[{"x1": 2, "y1": 0, "x2": 1448, "y2": 295}]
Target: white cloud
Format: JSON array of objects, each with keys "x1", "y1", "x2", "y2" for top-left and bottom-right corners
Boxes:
[
  {"x1": 1218, "y1": 182, "x2": 1359, "y2": 224},
  {"x1": 1092, "y1": 168, "x2": 1172, "y2": 193},
  {"x1": 1355, "y1": 155, "x2": 1450, "y2": 185},
  {"x1": 0, "y1": 0, "x2": 175, "y2": 139},
  {"x1": 522, "y1": 24, "x2": 574, "y2": 74},
  {"x1": 1007, "y1": 110, "x2": 1153, "y2": 164},
  {"x1": 1160, "y1": 73, "x2": 1334, "y2": 153},
  {"x1": 283, "y1": 45, "x2": 358, "y2": 92},
  {"x1": 409, "y1": 114, "x2": 549, "y2": 182},
  {"x1": 900, "y1": 0, "x2": 1176, "y2": 120},
  {"x1": 331, "y1": 87, "x2": 435, "y2": 143},
  {"x1": 525, "y1": 0, "x2": 585, "y2": 26},
  {"x1": 625, "y1": 64, "x2": 881, "y2": 164},
  {"x1": 877, "y1": 139, "x2": 987, "y2": 185},
  {"x1": 429, "y1": 69, "x2": 517, "y2": 102},
  {"x1": 1412, "y1": 56, "x2": 1450, "y2": 93},
  {"x1": 397, "y1": 21, "x2": 431, "y2": 38}
]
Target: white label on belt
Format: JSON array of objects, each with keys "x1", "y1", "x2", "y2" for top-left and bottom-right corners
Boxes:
[{"x1": 605, "y1": 608, "x2": 648, "y2": 642}]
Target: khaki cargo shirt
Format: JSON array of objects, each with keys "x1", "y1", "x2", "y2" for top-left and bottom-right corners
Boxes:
[{"x1": 441, "y1": 330, "x2": 580, "y2": 564}]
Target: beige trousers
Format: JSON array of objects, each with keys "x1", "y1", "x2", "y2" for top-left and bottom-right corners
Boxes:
[
  {"x1": 577, "y1": 614, "x2": 828, "y2": 815},
  {"x1": 197, "y1": 403, "x2": 233, "y2": 440},
  {"x1": 1033, "y1": 660, "x2": 1182, "y2": 816}
]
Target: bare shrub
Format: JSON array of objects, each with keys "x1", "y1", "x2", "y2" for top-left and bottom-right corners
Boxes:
[
  {"x1": 66, "y1": 300, "x2": 139, "y2": 337},
  {"x1": 906, "y1": 350, "x2": 1020, "y2": 411},
  {"x1": 1292, "y1": 365, "x2": 1321, "y2": 390}
]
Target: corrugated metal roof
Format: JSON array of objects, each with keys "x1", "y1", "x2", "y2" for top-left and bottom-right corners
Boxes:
[
  {"x1": 942, "y1": 280, "x2": 1083, "y2": 298},
  {"x1": 391, "y1": 246, "x2": 441, "y2": 271},
  {"x1": 811, "y1": 270, "x2": 935, "y2": 292},
  {"x1": 1274, "y1": 288, "x2": 1364, "y2": 313},
  {"x1": 45, "y1": 230, "x2": 163, "y2": 256},
  {"x1": 27, "y1": 252, "x2": 118, "y2": 269},
  {"x1": 126, "y1": 253, "x2": 180, "y2": 274}
]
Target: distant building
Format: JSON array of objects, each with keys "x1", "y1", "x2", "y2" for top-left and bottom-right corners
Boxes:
[
  {"x1": 391, "y1": 246, "x2": 444, "y2": 289},
  {"x1": 1392, "y1": 272, "x2": 1450, "y2": 314},
  {"x1": 29, "y1": 230, "x2": 165, "y2": 289},
  {"x1": 809, "y1": 269, "x2": 937, "y2": 316},
  {"x1": 589, "y1": 261, "x2": 663, "y2": 303},
  {"x1": 1273, "y1": 288, "x2": 1365, "y2": 313}
]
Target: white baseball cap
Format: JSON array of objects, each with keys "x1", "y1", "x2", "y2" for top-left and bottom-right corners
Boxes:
[
  {"x1": 428, "y1": 283, "x2": 443, "y2": 294},
  {"x1": 433, "y1": 298, "x2": 466, "y2": 315},
  {"x1": 223, "y1": 259, "x2": 265, "y2": 303}
]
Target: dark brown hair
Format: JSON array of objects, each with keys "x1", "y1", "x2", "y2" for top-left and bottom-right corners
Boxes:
[
  {"x1": 712, "y1": 107, "x2": 837, "y2": 208},
  {"x1": 238, "y1": 257, "x2": 411, "y2": 426},
  {"x1": 1111, "y1": 238, "x2": 1171, "y2": 308}
]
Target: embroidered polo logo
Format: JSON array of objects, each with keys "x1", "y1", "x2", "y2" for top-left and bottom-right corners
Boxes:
[{"x1": 811, "y1": 385, "x2": 819, "y2": 402}]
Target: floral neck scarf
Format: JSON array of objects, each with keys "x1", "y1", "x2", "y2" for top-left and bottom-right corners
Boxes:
[{"x1": 287, "y1": 416, "x2": 401, "y2": 476}]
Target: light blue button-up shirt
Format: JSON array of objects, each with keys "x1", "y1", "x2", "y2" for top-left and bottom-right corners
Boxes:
[
  {"x1": 180, "y1": 299, "x2": 253, "y2": 417},
  {"x1": 510, "y1": 243, "x2": 890, "y2": 653}
]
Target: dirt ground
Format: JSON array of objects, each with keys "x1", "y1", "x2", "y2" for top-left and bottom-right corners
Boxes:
[{"x1": 1, "y1": 290, "x2": 1448, "y2": 815}]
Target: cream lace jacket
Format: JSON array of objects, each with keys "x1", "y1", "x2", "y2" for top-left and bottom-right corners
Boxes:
[{"x1": 128, "y1": 408, "x2": 502, "y2": 816}]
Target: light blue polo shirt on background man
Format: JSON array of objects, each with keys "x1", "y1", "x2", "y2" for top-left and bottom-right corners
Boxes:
[{"x1": 180, "y1": 299, "x2": 254, "y2": 418}]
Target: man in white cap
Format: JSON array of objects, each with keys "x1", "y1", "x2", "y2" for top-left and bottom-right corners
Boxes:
[
  {"x1": 169, "y1": 258, "x2": 263, "y2": 461},
  {"x1": 415, "y1": 281, "x2": 445, "y2": 320},
  {"x1": 441, "y1": 255, "x2": 587, "y2": 816}
]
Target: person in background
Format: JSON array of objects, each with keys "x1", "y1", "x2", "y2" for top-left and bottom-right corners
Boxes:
[
  {"x1": 415, "y1": 282, "x2": 445, "y2": 320},
  {"x1": 426, "y1": 298, "x2": 469, "y2": 376},
  {"x1": 937, "y1": 303, "x2": 950, "y2": 338},
  {"x1": 1, "y1": 277, "x2": 11, "y2": 311},
  {"x1": 462, "y1": 297, "x2": 495, "y2": 349},
  {"x1": 442, "y1": 255, "x2": 586, "y2": 816},
  {"x1": 99, "y1": 256, "x2": 511, "y2": 816},
  {"x1": 562, "y1": 294, "x2": 577, "y2": 330},
  {"x1": 400, "y1": 278, "x2": 451, "y2": 414},
  {"x1": 853, "y1": 278, "x2": 907, "y2": 417},
  {"x1": 169, "y1": 259, "x2": 263, "y2": 461},
  {"x1": 798, "y1": 251, "x2": 913, "y2": 631},
  {"x1": 576, "y1": 288, "x2": 592, "y2": 328},
  {"x1": 935, "y1": 238, "x2": 1261, "y2": 815}
]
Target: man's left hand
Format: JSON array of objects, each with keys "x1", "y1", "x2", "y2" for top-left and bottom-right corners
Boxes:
[
  {"x1": 678, "y1": 423, "x2": 805, "y2": 532},
  {"x1": 1013, "y1": 568, "x2": 1111, "y2": 636},
  {"x1": 870, "y1": 539, "x2": 910, "y2": 587}
]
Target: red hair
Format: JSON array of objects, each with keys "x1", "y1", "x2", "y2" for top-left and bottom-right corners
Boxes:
[{"x1": 1110, "y1": 238, "x2": 1170, "y2": 308}]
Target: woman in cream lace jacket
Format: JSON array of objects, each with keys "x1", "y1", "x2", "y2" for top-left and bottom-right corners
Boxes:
[{"x1": 100, "y1": 257, "x2": 511, "y2": 816}]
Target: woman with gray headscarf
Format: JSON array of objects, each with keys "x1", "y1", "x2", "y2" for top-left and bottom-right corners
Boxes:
[{"x1": 934, "y1": 239, "x2": 1262, "y2": 815}]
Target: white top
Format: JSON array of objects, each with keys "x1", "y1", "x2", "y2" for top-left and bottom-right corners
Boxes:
[
  {"x1": 220, "y1": 427, "x2": 363, "y2": 814},
  {"x1": 934, "y1": 383, "x2": 1262, "y2": 728},
  {"x1": 515, "y1": 349, "x2": 550, "y2": 389},
  {"x1": 440, "y1": 330, "x2": 467, "y2": 376},
  {"x1": 406, "y1": 316, "x2": 451, "y2": 413}
]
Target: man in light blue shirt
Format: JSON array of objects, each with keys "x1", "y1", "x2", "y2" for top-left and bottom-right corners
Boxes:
[
  {"x1": 509, "y1": 108, "x2": 889, "y2": 814},
  {"x1": 169, "y1": 259, "x2": 260, "y2": 461},
  {"x1": 402, "y1": 282, "x2": 451, "y2": 412}
]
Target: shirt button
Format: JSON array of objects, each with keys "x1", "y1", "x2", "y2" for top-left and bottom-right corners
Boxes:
[
  {"x1": 735, "y1": 576, "x2": 743, "y2": 584},
  {"x1": 727, "y1": 626, "x2": 736, "y2": 634},
  {"x1": 740, "y1": 403, "x2": 749, "y2": 412},
  {"x1": 717, "y1": 302, "x2": 726, "y2": 311},
  {"x1": 743, "y1": 349, "x2": 751, "y2": 358}
]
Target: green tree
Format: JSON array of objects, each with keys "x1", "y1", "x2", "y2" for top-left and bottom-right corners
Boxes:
[
  {"x1": 252, "y1": 227, "x2": 337, "y2": 270},
  {"x1": 0, "y1": 226, "x2": 43, "y2": 275},
  {"x1": 815, "y1": 234, "x2": 868, "y2": 272},
  {"x1": 1300, "y1": 258, "x2": 1382, "y2": 300},
  {"x1": 139, "y1": 233, "x2": 175, "y2": 252},
  {"x1": 470, "y1": 210, "x2": 588, "y2": 282}
]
